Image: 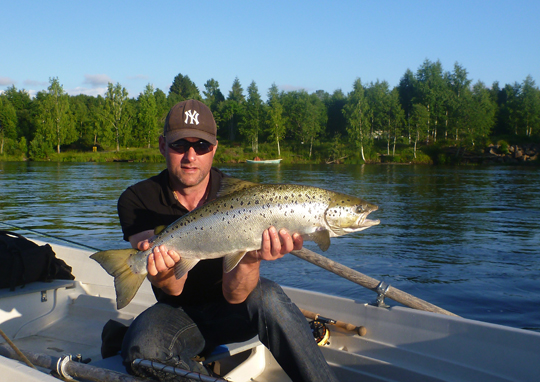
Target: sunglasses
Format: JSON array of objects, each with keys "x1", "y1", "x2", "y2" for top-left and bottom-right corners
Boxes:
[{"x1": 168, "y1": 139, "x2": 214, "y2": 155}]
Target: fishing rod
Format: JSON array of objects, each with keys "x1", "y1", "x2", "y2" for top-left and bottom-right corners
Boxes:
[{"x1": 0, "y1": 221, "x2": 103, "y2": 252}]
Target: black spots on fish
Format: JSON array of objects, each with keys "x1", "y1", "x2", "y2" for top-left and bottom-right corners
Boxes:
[
  {"x1": 255, "y1": 200, "x2": 259, "y2": 204},
  {"x1": 284, "y1": 195, "x2": 288, "y2": 200},
  {"x1": 240, "y1": 201, "x2": 244, "y2": 206},
  {"x1": 230, "y1": 205, "x2": 234, "y2": 209}
]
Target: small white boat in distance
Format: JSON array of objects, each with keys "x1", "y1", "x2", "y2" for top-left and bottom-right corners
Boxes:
[
  {"x1": 1, "y1": 240, "x2": 540, "y2": 381},
  {"x1": 246, "y1": 158, "x2": 282, "y2": 164}
]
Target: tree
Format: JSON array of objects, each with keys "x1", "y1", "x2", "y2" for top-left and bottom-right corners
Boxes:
[
  {"x1": 104, "y1": 82, "x2": 132, "y2": 152},
  {"x1": 203, "y1": 78, "x2": 225, "y2": 113},
  {"x1": 343, "y1": 78, "x2": 371, "y2": 162},
  {"x1": 34, "y1": 77, "x2": 76, "y2": 154},
  {"x1": 0, "y1": 96, "x2": 18, "y2": 154},
  {"x1": 4, "y1": 86, "x2": 36, "y2": 145},
  {"x1": 136, "y1": 84, "x2": 160, "y2": 148},
  {"x1": 221, "y1": 77, "x2": 245, "y2": 141},
  {"x1": 415, "y1": 59, "x2": 447, "y2": 143},
  {"x1": 398, "y1": 69, "x2": 417, "y2": 144},
  {"x1": 240, "y1": 81, "x2": 263, "y2": 153},
  {"x1": 445, "y1": 63, "x2": 472, "y2": 141},
  {"x1": 520, "y1": 75, "x2": 540, "y2": 137},
  {"x1": 410, "y1": 103, "x2": 429, "y2": 158},
  {"x1": 465, "y1": 81, "x2": 496, "y2": 146},
  {"x1": 282, "y1": 90, "x2": 325, "y2": 158},
  {"x1": 168, "y1": 73, "x2": 200, "y2": 104},
  {"x1": 266, "y1": 83, "x2": 286, "y2": 157},
  {"x1": 388, "y1": 88, "x2": 405, "y2": 156},
  {"x1": 326, "y1": 89, "x2": 347, "y2": 137}
]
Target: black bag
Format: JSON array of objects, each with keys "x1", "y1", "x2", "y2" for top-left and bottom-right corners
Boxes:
[{"x1": 0, "y1": 230, "x2": 75, "y2": 290}]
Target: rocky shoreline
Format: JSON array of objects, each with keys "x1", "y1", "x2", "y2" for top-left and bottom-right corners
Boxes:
[{"x1": 438, "y1": 143, "x2": 539, "y2": 165}]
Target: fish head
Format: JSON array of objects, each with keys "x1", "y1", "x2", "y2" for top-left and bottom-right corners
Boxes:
[{"x1": 324, "y1": 194, "x2": 380, "y2": 237}]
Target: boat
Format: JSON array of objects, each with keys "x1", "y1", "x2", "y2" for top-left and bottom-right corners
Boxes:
[
  {"x1": 246, "y1": 159, "x2": 282, "y2": 164},
  {"x1": 1, "y1": 239, "x2": 540, "y2": 381}
]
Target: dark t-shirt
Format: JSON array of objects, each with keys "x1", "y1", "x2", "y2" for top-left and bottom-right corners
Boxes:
[{"x1": 117, "y1": 167, "x2": 226, "y2": 306}]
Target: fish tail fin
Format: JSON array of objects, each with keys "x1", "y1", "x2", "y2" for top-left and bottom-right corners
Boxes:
[{"x1": 90, "y1": 248, "x2": 145, "y2": 309}]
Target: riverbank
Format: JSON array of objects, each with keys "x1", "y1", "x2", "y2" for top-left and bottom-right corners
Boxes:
[{"x1": 1, "y1": 142, "x2": 538, "y2": 166}]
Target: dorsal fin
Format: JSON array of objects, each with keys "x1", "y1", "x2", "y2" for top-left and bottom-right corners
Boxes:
[{"x1": 217, "y1": 177, "x2": 259, "y2": 198}]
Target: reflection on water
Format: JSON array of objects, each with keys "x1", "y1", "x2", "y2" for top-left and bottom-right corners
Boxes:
[{"x1": 1, "y1": 161, "x2": 539, "y2": 331}]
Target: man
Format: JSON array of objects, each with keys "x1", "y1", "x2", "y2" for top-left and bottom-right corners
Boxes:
[{"x1": 117, "y1": 99, "x2": 338, "y2": 381}]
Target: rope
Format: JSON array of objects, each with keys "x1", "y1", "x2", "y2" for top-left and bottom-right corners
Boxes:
[{"x1": 0, "y1": 328, "x2": 37, "y2": 369}]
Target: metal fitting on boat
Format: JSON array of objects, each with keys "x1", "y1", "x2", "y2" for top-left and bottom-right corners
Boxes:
[
  {"x1": 56, "y1": 354, "x2": 76, "y2": 381},
  {"x1": 374, "y1": 281, "x2": 390, "y2": 308}
]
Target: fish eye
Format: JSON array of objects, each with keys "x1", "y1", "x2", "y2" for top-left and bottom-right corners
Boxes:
[{"x1": 355, "y1": 205, "x2": 364, "y2": 213}]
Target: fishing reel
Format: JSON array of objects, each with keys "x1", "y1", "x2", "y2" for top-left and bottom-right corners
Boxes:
[{"x1": 309, "y1": 319, "x2": 330, "y2": 346}]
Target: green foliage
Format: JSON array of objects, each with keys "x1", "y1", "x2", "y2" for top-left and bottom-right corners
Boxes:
[{"x1": 2, "y1": 64, "x2": 540, "y2": 164}]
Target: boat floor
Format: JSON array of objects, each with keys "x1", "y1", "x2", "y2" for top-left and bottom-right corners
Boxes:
[{"x1": 0, "y1": 280, "x2": 292, "y2": 381}]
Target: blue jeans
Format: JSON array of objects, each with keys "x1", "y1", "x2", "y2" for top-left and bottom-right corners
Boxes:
[{"x1": 122, "y1": 278, "x2": 338, "y2": 382}]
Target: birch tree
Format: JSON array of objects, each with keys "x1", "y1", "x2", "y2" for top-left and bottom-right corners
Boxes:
[
  {"x1": 266, "y1": 83, "x2": 286, "y2": 157},
  {"x1": 35, "y1": 77, "x2": 76, "y2": 154},
  {"x1": 343, "y1": 79, "x2": 371, "y2": 162},
  {"x1": 137, "y1": 84, "x2": 159, "y2": 148},
  {"x1": 104, "y1": 82, "x2": 132, "y2": 152}
]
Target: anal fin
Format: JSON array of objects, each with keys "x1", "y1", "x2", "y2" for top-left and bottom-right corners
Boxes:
[
  {"x1": 223, "y1": 251, "x2": 248, "y2": 273},
  {"x1": 174, "y1": 258, "x2": 200, "y2": 279},
  {"x1": 302, "y1": 230, "x2": 331, "y2": 252}
]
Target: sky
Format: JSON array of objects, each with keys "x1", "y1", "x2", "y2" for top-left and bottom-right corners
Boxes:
[{"x1": 1, "y1": 0, "x2": 539, "y2": 100}]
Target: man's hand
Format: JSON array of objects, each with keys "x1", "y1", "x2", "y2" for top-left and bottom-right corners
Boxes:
[
  {"x1": 132, "y1": 236, "x2": 185, "y2": 295},
  {"x1": 138, "y1": 241, "x2": 181, "y2": 277},
  {"x1": 246, "y1": 226, "x2": 303, "y2": 262}
]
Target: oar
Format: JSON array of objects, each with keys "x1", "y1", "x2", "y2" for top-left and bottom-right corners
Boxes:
[
  {"x1": 0, "y1": 344, "x2": 147, "y2": 382},
  {"x1": 291, "y1": 247, "x2": 459, "y2": 317}
]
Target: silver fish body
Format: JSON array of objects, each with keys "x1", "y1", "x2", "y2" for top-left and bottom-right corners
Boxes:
[{"x1": 91, "y1": 179, "x2": 379, "y2": 309}]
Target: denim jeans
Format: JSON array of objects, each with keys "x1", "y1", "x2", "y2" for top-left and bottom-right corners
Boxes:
[{"x1": 122, "y1": 278, "x2": 338, "y2": 382}]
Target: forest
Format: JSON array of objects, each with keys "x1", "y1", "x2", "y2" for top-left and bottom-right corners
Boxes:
[{"x1": 1, "y1": 59, "x2": 539, "y2": 164}]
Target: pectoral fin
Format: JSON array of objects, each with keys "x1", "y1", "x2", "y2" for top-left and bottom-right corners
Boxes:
[
  {"x1": 223, "y1": 251, "x2": 248, "y2": 273},
  {"x1": 154, "y1": 225, "x2": 167, "y2": 235},
  {"x1": 174, "y1": 258, "x2": 200, "y2": 279},
  {"x1": 302, "y1": 230, "x2": 331, "y2": 252}
]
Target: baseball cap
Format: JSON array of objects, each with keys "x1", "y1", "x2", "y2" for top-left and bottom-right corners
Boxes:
[{"x1": 163, "y1": 100, "x2": 217, "y2": 145}]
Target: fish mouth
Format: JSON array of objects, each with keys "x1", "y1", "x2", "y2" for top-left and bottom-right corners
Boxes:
[{"x1": 344, "y1": 208, "x2": 380, "y2": 233}]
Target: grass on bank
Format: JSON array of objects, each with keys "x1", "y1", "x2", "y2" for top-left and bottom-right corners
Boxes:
[{"x1": 1, "y1": 134, "x2": 538, "y2": 165}]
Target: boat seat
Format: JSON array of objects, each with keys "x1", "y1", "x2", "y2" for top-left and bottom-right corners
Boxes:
[
  {"x1": 0, "y1": 279, "x2": 75, "y2": 299},
  {"x1": 89, "y1": 336, "x2": 263, "y2": 374}
]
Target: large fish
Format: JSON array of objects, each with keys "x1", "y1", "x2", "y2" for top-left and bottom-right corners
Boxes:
[{"x1": 91, "y1": 178, "x2": 380, "y2": 309}]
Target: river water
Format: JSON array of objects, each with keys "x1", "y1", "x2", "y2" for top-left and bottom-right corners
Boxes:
[{"x1": 1, "y1": 161, "x2": 539, "y2": 332}]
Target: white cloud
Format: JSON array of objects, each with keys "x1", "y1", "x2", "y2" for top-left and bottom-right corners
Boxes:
[
  {"x1": 23, "y1": 79, "x2": 48, "y2": 87},
  {"x1": 0, "y1": 77, "x2": 16, "y2": 86},
  {"x1": 84, "y1": 74, "x2": 113, "y2": 87},
  {"x1": 67, "y1": 86, "x2": 108, "y2": 97},
  {"x1": 279, "y1": 84, "x2": 311, "y2": 92}
]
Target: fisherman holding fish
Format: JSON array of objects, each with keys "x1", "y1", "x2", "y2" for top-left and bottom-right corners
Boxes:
[{"x1": 110, "y1": 100, "x2": 340, "y2": 381}]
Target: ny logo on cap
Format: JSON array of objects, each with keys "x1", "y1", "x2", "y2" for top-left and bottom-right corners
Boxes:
[{"x1": 184, "y1": 110, "x2": 199, "y2": 125}]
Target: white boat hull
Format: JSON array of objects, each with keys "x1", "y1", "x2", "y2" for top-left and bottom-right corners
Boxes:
[{"x1": 1, "y1": 240, "x2": 539, "y2": 381}]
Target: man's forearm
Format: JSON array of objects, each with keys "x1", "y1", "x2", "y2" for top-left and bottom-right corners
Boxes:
[{"x1": 222, "y1": 253, "x2": 261, "y2": 304}]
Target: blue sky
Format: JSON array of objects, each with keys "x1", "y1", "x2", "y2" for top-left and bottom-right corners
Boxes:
[{"x1": 1, "y1": 0, "x2": 539, "y2": 100}]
